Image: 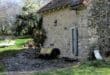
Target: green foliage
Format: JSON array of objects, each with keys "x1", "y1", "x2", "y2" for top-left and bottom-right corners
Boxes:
[
  {"x1": 33, "y1": 17, "x2": 47, "y2": 47},
  {"x1": 0, "y1": 38, "x2": 31, "y2": 72},
  {"x1": 14, "y1": 13, "x2": 46, "y2": 46},
  {"x1": 14, "y1": 0, "x2": 47, "y2": 47},
  {"x1": 0, "y1": 24, "x2": 12, "y2": 35},
  {"x1": 14, "y1": 0, "x2": 41, "y2": 36},
  {"x1": 0, "y1": 38, "x2": 31, "y2": 52},
  {"x1": 14, "y1": 13, "x2": 39, "y2": 36},
  {"x1": 88, "y1": 0, "x2": 110, "y2": 52},
  {"x1": 0, "y1": 38, "x2": 31, "y2": 59},
  {"x1": 23, "y1": 0, "x2": 40, "y2": 14}
]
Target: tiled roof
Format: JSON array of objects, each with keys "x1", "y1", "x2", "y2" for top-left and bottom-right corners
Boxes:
[{"x1": 38, "y1": 0, "x2": 83, "y2": 13}]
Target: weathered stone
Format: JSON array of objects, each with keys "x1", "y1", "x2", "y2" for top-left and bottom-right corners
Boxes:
[
  {"x1": 88, "y1": 0, "x2": 110, "y2": 54},
  {"x1": 42, "y1": 5, "x2": 91, "y2": 60}
]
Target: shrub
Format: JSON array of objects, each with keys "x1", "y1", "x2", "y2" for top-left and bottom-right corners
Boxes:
[{"x1": 33, "y1": 17, "x2": 46, "y2": 47}]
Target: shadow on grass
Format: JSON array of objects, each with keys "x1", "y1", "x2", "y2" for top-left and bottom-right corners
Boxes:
[
  {"x1": 0, "y1": 49, "x2": 24, "y2": 60},
  {"x1": 0, "y1": 49, "x2": 24, "y2": 72}
]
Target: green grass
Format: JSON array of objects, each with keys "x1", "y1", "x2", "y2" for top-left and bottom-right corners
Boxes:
[
  {"x1": 0, "y1": 38, "x2": 31, "y2": 72},
  {"x1": 0, "y1": 38, "x2": 32, "y2": 59},
  {"x1": 0, "y1": 38, "x2": 31, "y2": 52},
  {"x1": 0, "y1": 38, "x2": 110, "y2": 74},
  {"x1": 33, "y1": 61, "x2": 110, "y2": 75},
  {"x1": 15, "y1": 38, "x2": 31, "y2": 46}
]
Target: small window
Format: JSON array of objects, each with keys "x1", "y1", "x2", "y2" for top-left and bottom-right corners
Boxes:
[{"x1": 71, "y1": 27, "x2": 79, "y2": 56}]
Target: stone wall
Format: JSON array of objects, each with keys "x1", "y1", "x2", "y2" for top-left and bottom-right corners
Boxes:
[
  {"x1": 88, "y1": 0, "x2": 110, "y2": 53},
  {"x1": 42, "y1": 6, "x2": 91, "y2": 60},
  {"x1": 76, "y1": 2, "x2": 93, "y2": 60}
]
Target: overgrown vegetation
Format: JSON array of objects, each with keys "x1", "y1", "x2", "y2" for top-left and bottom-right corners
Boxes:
[
  {"x1": 14, "y1": 13, "x2": 38, "y2": 36},
  {"x1": 14, "y1": 0, "x2": 41, "y2": 36},
  {"x1": 32, "y1": 17, "x2": 46, "y2": 47},
  {"x1": 14, "y1": 14, "x2": 46, "y2": 46},
  {"x1": 14, "y1": 0, "x2": 47, "y2": 46},
  {"x1": 0, "y1": 24, "x2": 12, "y2": 35},
  {"x1": 88, "y1": 0, "x2": 110, "y2": 54}
]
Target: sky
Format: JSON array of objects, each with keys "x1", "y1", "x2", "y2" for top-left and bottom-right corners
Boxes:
[
  {"x1": 0, "y1": 0, "x2": 23, "y2": 5},
  {"x1": 0, "y1": 0, "x2": 50, "y2": 23},
  {"x1": 0, "y1": 0, "x2": 50, "y2": 11},
  {"x1": 0, "y1": 0, "x2": 50, "y2": 17},
  {"x1": 0, "y1": 0, "x2": 25, "y2": 23},
  {"x1": 0, "y1": 0, "x2": 24, "y2": 11}
]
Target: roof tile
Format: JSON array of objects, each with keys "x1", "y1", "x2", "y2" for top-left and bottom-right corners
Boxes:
[{"x1": 38, "y1": 0, "x2": 83, "y2": 13}]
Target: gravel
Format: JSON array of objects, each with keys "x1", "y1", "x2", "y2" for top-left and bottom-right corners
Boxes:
[{"x1": 2, "y1": 48, "x2": 77, "y2": 72}]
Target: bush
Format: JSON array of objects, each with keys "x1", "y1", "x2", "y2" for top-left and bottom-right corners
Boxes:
[
  {"x1": 14, "y1": 13, "x2": 47, "y2": 47},
  {"x1": 33, "y1": 17, "x2": 46, "y2": 47},
  {"x1": 14, "y1": 13, "x2": 39, "y2": 36}
]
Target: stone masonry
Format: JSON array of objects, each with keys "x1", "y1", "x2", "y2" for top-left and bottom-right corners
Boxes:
[{"x1": 41, "y1": 5, "x2": 93, "y2": 61}]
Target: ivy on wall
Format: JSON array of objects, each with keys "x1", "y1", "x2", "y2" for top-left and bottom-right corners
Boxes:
[{"x1": 88, "y1": 0, "x2": 110, "y2": 52}]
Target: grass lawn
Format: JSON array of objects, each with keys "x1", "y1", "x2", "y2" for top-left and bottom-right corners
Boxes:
[
  {"x1": 0, "y1": 38, "x2": 31, "y2": 72},
  {"x1": 0, "y1": 38, "x2": 32, "y2": 59},
  {"x1": 0, "y1": 38, "x2": 110, "y2": 75},
  {"x1": 0, "y1": 38, "x2": 31, "y2": 51},
  {"x1": 33, "y1": 61, "x2": 110, "y2": 75},
  {"x1": 0, "y1": 38, "x2": 31, "y2": 52}
]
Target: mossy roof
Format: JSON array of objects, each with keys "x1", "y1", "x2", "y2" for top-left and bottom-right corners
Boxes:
[{"x1": 38, "y1": 0, "x2": 83, "y2": 13}]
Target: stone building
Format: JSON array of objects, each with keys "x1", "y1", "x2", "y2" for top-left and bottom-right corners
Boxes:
[{"x1": 38, "y1": 0, "x2": 92, "y2": 60}]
